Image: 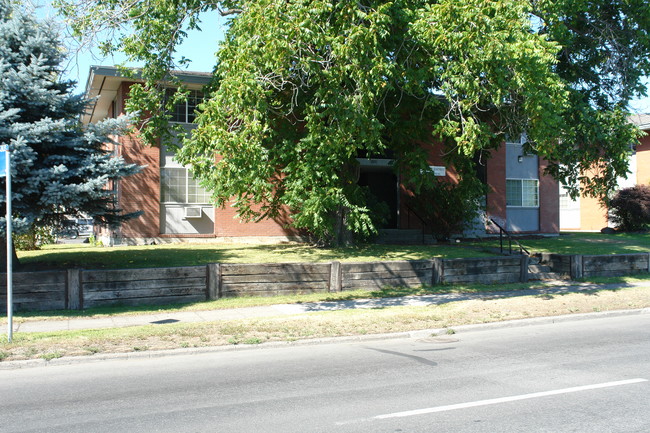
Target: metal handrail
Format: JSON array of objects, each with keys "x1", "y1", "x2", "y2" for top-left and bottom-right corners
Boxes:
[
  {"x1": 404, "y1": 203, "x2": 428, "y2": 232},
  {"x1": 403, "y1": 203, "x2": 430, "y2": 244},
  {"x1": 489, "y1": 218, "x2": 530, "y2": 255}
]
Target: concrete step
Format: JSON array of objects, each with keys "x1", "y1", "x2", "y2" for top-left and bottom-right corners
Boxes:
[
  {"x1": 376, "y1": 229, "x2": 423, "y2": 245},
  {"x1": 527, "y1": 263, "x2": 567, "y2": 281},
  {"x1": 423, "y1": 234, "x2": 437, "y2": 245},
  {"x1": 527, "y1": 259, "x2": 570, "y2": 281},
  {"x1": 528, "y1": 271, "x2": 567, "y2": 281},
  {"x1": 528, "y1": 256, "x2": 541, "y2": 265},
  {"x1": 529, "y1": 264, "x2": 552, "y2": 273}
]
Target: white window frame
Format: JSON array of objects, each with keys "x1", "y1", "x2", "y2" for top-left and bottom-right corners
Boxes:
[
  {"x1": 506, "y1": 178, "x2": 539, "y2": 208},
  {"x1": 161, "y1": 167, "x2": 211, "y2": 205},
  {"x1": 166, "y1": 89, "x2": 203, "y2": 124}
]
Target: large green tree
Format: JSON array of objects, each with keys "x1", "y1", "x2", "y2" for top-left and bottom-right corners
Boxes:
[
  {"x1": 58, "y1": 0, "x2": 650, "y2": 244},
  {"x1": 0, "y1": 0, "x2": 140, "y2": 264}
]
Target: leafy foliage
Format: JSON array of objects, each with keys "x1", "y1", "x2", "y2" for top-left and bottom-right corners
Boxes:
[
  {"x1": 406, "y1": 175, "x2": 486, "y2": 241},
  {"x1": 57, "y1": 0, "x2": 650, "y2": 244},
  {"x1": 534, "y1": 0, "x2": 650, "y2": 199},
  {"x1": 609, "y1": 185, "x2": 650, "y2": 232},
  {"x1": 0, "y1": 0, "x2": 141, "y2": 244}
]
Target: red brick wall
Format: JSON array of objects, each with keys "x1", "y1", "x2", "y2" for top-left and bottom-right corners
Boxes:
[
  {"x1": 118, "y1": 135, "x2": 161, "y2": 238},
  {"x1": 115, "y1": 82, "x2": 161, "y2": 238},
  {"x1": 213, "y1": 204, "x2": 298, "y2": 237},
  {"x1": 424, "y1": 140, "x2": 460, "y2": 183},
  {"x1": 486, "y1": 146, "x2": 506, "y2": 230},
  {"x1": 538, "y1": 158, "x2": 559, "y2": 233}
]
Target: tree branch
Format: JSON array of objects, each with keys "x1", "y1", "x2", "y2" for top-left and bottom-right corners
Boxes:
[{"x1": 219, "y1": 8, "x2": 244, "y2": 16}]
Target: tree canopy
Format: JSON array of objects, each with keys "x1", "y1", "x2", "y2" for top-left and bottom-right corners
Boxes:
[
  {"x1": 0, "y1": 0, "x2": 140, "y2": 249},
  {"x1": 58, "y1": 0, "x2": 650, "y2": 244}
]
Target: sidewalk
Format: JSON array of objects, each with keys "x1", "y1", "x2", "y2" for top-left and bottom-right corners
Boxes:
[{"x1": 9, "y1": 280, "x2": 650, "y2": 334}]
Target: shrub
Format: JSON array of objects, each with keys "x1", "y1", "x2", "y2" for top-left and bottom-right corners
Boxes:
[
  {"x1": 609, "y1": 185, "x2": 650, "y2": 232},
  {"x1": 14, "y1": 226, "x2": 56, "y2": 251},
  {"x1": 406, "y1": 178, "x2": 485, "y2": 241}
]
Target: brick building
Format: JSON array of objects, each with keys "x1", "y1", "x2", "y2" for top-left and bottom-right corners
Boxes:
[
  {"x1": 559, "y1": 114, "x2": 650, "y2": 231},
  {"x1": 83, "y1": 66, "x2": 560, "y2": 245}
]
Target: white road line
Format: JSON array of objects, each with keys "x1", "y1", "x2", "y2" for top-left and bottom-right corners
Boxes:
[{"x1": 374, "y1": 378, "x2": 648, "y2": 420}]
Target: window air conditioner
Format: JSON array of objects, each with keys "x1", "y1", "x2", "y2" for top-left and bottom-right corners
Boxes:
[{"x1": 183, "y1": 207, "x2": 203, "y2": 219}]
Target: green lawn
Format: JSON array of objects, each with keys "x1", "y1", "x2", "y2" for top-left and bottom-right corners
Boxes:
[
  {"x1": 496, "y1": 231, "x2": 650, "y2": 255},
  {"x1": 17, "y1": 242, "x2": 491, "y2": 270},
  {"x1": 16, "y1": 231, "x2": 649, "y2": 271}
]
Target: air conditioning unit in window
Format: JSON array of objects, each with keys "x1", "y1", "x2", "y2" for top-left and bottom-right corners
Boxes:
[{"x1": 183, "y1": 207, "x2": 203, "y2": 219}]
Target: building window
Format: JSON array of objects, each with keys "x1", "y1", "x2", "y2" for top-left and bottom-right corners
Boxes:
[
  {"x1": 506, "y1": 179, "x2": 539, "y2": 207},
  {"x1": 166, "y1": 89, "x2": 203, "y2": 123},
  {"x1": 161, "y1": 168, "x2": 210, "y2": 204}
]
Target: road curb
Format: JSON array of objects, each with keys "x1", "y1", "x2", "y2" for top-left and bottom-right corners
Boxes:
[
  {"x1": 2, "y1": 307, "x2": 648, "y2": 370},
  {"x1": 406, "y1": 307, "x2": 650, "y2": 338}
]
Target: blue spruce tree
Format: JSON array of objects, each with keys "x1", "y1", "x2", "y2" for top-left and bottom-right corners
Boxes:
[{"x1": 0, "y1": 0, "x2": 140, "y2": 268}]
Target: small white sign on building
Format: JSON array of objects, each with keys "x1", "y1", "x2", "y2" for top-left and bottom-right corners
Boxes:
[{"x1": 430, "y1": 165, "x2": 446, "y2": 177}]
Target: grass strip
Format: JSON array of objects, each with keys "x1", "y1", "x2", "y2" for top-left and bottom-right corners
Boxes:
[
  {"x1": 5, "y1": 280, "x2": 578, "y2": 323},
  {"x1": 1, "y1": 285, "x2": 648, "y2": 363}
]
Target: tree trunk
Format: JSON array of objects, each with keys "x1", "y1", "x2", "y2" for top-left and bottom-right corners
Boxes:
[
  {"x1": 0, "y1": 237, "x2": 19, "y2": 273},
  {"x1": 333, "y1": 205, "x2": 354, "y2": 247}
]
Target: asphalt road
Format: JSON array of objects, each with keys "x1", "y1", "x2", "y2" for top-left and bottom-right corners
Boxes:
[{"x1": 1, "y1": 314, "x2": 648, "y2": 432}]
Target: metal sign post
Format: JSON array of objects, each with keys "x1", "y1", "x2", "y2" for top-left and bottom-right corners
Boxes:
[{"x1": 0, "y1": 145, "x2": 12, "y2": 342}]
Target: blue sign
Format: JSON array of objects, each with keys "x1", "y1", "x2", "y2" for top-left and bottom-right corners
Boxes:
[{"x1": 0, "y1": 147, "x2": 6, "y2": 177}]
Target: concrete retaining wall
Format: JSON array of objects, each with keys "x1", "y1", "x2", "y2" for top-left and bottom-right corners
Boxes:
[
  {"x1": 340, "y1": 260, "x2": 434, "y2": 290},
  {"x1": 543, "y1": 253, "x2": 650, "y2": 279},
  {"x1": 0, "y1": 270, "x2": 67, "y2": 311},
  {"x1": 219, "y1": 263, "x2": 331, "y2": 297},
  {"x1": 441, "y1": 257, "x2": 525, "y2": 284},
  {"x1": 82, "y1": 266, "x2": 207, "y2": 309},
  {"x1": 2, "y1": 253, "x2": 648, "y2": 311}
]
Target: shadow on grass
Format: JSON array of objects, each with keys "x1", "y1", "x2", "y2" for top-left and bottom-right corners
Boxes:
[
  {"x1": 529, "y1": 284, "x2": 630, "y2": 301},
  {"x1": 318, "y1": 284, "x2": 521, "y2": 303},
  {"x1": 528, "y1": 274, "x2": 650, "y2": 301},
  {"x1": 11, "y1": 300, "x2": 210, "y2": 319},
  {"x1": 17, "y1": 246, "x2": 244, "y2": 271},
  {"x1": 17, "y1": 242, "x2": 493, "y2": 271},
  {"x1": 291, "y1": 281, "x2": 645, "y2": 312}
]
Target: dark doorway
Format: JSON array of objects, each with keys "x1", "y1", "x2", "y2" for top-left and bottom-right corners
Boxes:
[{"x1": 359, "y1": 169, "x2": 398, "y2": 229}]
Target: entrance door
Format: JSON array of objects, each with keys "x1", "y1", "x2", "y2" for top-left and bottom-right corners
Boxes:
[
  {"x1": 358, "y1": 169, "x2": 398, "y2": 229},
  {"x1": 559, "y1": 184, "x2": 581, "y2": 230}
]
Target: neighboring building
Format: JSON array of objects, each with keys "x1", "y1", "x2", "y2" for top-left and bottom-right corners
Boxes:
[
  {"x1": 84, "y1": 66, "x2": 559, "y2": 245},
  {"x1": 559, "y1": 114, "x2": 650, "y2": 231},
  {"x1": 631, "y1": 114, "x2": 650, "y2": 186}
]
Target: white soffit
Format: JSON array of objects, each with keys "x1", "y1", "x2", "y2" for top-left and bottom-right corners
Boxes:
[
  {"x1": 629, "y1": 113, "x2": 650, "y2": 132},
  {"x1": 81, "y1": 66, "x2": 212, "y2": 125}
]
